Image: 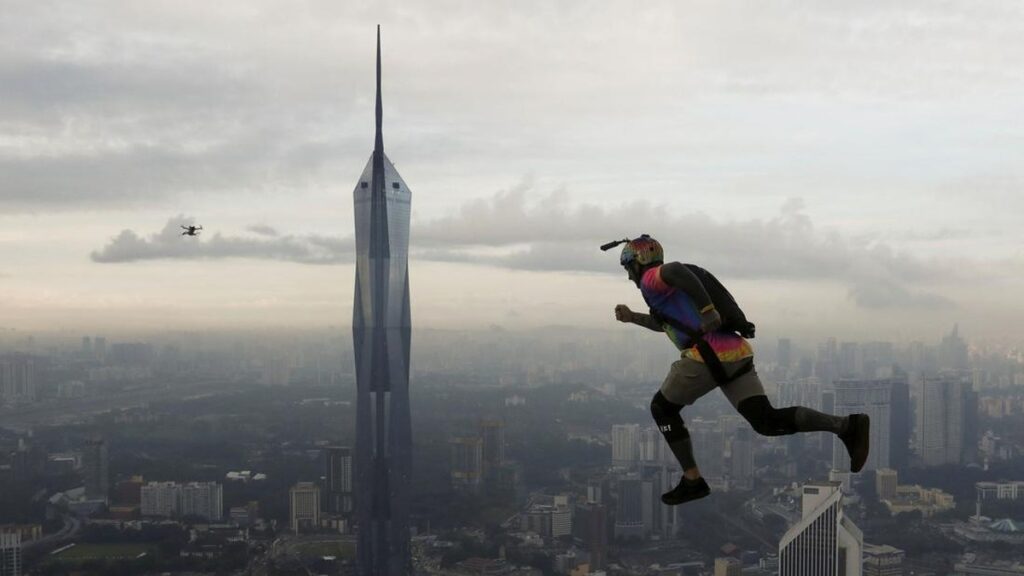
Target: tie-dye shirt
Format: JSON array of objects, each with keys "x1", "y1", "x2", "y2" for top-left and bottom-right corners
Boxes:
[{"x1": 640, "y1": 265, "x2": 753, "y2": 363}]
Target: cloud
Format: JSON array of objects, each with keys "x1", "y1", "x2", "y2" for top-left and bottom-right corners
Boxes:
[
  {"x1": 90, "y1": 216, "x2": 351, "y2": 264},
  {"x1": 247, "y1": 224, "x2": 279, "y2": 237},
  {"x1": 847, "y1": 280, "x2": 954, "y2": 310}
]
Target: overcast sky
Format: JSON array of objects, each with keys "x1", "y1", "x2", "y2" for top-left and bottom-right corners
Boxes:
[{"x1": 2, "y1": 1, "x2": 1023, "y2": 346}]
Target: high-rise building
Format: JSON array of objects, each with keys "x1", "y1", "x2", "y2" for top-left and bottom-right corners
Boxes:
[
  {"x1": 94, "y1": 336, "x2": 107, "y2": 360},
  {"x1": 82, "y1": 437, "x2": 108, "y2": 502},
  {"x1": 779, "y1": 482, "x2": 862, "y2": 576},
  {"x1": 0, "y1": 532, "x2": 20, "y2": 576},
  {"x1": 574, "y1": 502, "x2": 608, "y2": 570},
  {"x1": 875, "y1": 469, "x2": 898, "y2": 501},
  {"x1": 690, "y1": 418, "x2": 725, "y2": 479},
  {"x1": 611, "y1": 424, "x2": 640, "y2": 468},
  {"x1": 289, "y1": 482, "x2": 321, "y2": 534},
  {"x1": 141, "y1": 482, "x2": 180, "y2": 517},
  {"x1": 614, "y1": 475, "x2": 644, "y2": 540},
  {"x1": 862, "y1": 544, "x2": 904, "y2": 576},
  {"x1": 919, "y1": 375, "x2": 971, "y2": 466},
  {"x1": 730, "y1": 427, "x2": 755, "y2": 491},
  {"x1": 140, "y1": 481, "x2": 222, "y2": 521},
  {"x1": 0, "y1": 355, "x2": 35, "y2": 403},
  {"x1": 888, "y1": 375, "x2": 911, "y2": 471},
  {"x1": 714, "y1": 557, "x2": 742, "y2": 576},
  {"x1": 479, "y1": 420, "x2": 505, "y2": 478},
  {"x1": 449, "y1": 436, "x2": 483, "y2": 493},
  {"x1": 181, "y1": 482, "x2": 223, "y2": 521},
  {"x1": 831, "y1": 379, "x2": 892, "y2": 472},
  {"x1": 323, "y1": 446, "x2": 353, "y2": 515},
  {"x1": 82, "y1": 336, "x2": 93, "y2": 357},
  {"x1": 352, "y1": 27, "x2": 412, "y2": 576},
  {"x1": 777, "y1": 338, "x2": 793, "y2": 372}
]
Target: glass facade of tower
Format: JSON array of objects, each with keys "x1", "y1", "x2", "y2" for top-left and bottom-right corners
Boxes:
[{"x1": 352, "y1": 150, "x2": 412, "y2": 575}]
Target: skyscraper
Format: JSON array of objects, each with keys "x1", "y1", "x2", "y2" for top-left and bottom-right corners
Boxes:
[
  {"x1": 611, "y1": 424, "x2": 640, "y2": 468},
  {"x1": 323, "y1": 446, "x2": 353, "y2": 515},
  {"x1": 779, "y1": 482, "x2": 862, "y2": 576},
  {"x1": 82, "y1": 437, "x2": 108, "y2": 502},
  {"x1": 831, "y1": 379, "x2": 892, "y2": 472},
  {"x1": 352, "y1": 26, "x2": 412, "y2": 576},
  {"x1": 289, "y1": 482, "x2": 321, "y2": 534},
  {"x1": 0, "y1": 532, "x2": 20, "y2": 576},
  {"x1": 479, "y1": 419, "x2": 505, "y2": 479},
  {"x1": 918, "y1": 374, "x2": 971, "y2": 466},
  {"x1": 449, "y1": 436, "x2": 484, "y2": 493}
]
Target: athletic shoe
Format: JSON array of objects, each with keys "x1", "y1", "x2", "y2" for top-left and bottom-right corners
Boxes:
[
  {"x1": 661, "y1": 476, "x2": 711, "y2": 506},
  {"x1": 840, "y1": 413, "x2": 870, "y2": 473}
]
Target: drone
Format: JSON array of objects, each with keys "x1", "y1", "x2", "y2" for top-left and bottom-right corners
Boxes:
[{"x1": 180, "y1": 225, "x2": 203, "y2": 237}]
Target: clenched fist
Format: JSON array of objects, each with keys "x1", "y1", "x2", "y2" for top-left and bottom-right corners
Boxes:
[{"x1": 614, "y1": 304, "x2": 634, "y2": 323}]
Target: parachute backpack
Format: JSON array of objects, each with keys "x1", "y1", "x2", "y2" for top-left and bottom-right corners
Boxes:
[{"x1": 601, "y1": 235, "x2": 755, "y2": 339}]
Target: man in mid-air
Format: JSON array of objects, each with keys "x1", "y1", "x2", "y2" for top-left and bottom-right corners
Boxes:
[
  {"x1": 180, "y1": 225, "x2": 203, "y2": 237},
  {"x1": 607, "y1": 234, "x2": 870, "y2": 505}
]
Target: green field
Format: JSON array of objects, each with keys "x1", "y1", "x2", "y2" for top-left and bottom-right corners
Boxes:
[
  {"x1": 294, "y1": 540, "x2": 355, "y2": 559},
  {"x1": 55, "y1": 543, "x2": 152, "y2": 560}
]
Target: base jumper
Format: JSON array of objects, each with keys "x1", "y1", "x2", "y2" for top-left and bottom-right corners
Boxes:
[{"x1": 606, "y1": 234, "x2": 870, "y2": 505}]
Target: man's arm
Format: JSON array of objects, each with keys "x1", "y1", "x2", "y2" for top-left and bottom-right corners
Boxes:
[
  {"x1": 630, "y1": 311, "x2": 665, "y2": 332},
  {"x1": 614, "y1": 305, "x2": 664, "y2": 332}
]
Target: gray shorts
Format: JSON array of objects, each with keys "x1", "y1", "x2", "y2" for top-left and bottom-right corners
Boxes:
[{"x1": 660, "y1": 355, "x2": 764, "y2": 408}]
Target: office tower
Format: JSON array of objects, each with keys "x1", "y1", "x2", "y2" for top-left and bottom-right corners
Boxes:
[
  {"x1": 831, "y1": 379, "x2": 891, "y2": 472},
  {"x1": 779, "y1": 482, "x2": 862, "y2": 576},
  {"x1": 690, "y1": 418, "x2": 725, "y2": 478},
  {"x1": 715, "y1": 557, "x2": 742, "y2": 576},
  {"x1": 730, "y1": 427, "x2": 755, "y2": 491},
  {"x1": 0, "y1": 355, "x2": 35, "y2": 402},
  {"x1": 82, "y1": 437, "x2": 109, "y2": 502},
  {"x1": 449, "y1": 436, "x2": 483, "y2": 493},
  {"x1": 919, "y1": 375, "x2": 971, "y2": 466},
  {"x1": 0, "y1": 532, "x2": 20, "y2": 576},
  {"x1": 479, "y1": 420, "x2": 505, "y2": 477},
  {"x1": 888, "y1": 375, "x2": 911, "y2": 471},
  {"x1": 875, "y1": 469, "x2": 898, "y2": 500},
  {"x1": 181, "y1": 482, "x2": 223, "y2": 521},
  {"x1": 352, "y1": 27, "x2": 412, "y2": 576},
  {"x1": 611, "y1": 424, "x2": 640, "y2": 468},
  {"x1": 94, "y1": 336, "x2": 107, "y2": 360},
  {"x1": 838, "y1": 342, "x2": 860, "y2": 378},
  {"x1": 819, "y1": 389, "x2": 836, "y2": 456},
  {"x1": 82, "y1": 336, "x2": 93, "y2": 357},
  {"x1": 323, "y1": 446, "x2": 353, "y2": 514},
  {"x1": 862, "y1": 544, "x2": 904, "y2": 576},
  {"x1": 289, "y1": 482, "x2": 321, "y2": 534},
  {"x1": 573, "y1": 502, "x2": 608, "y2": 570},
  {"x1": 938, "y1": 324, "x2": 969, "y2": 372},
  {"x1": 777, "y1": 338, "x2": 792, "y2": 372},
  {"x1": 614, "y1": 475, "x2": 644, "y2": 540}
]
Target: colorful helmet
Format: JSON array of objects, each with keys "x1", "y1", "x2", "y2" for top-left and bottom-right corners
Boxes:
[{"x1": 620, "y1": 234, "x2": 663, "y2": 268}]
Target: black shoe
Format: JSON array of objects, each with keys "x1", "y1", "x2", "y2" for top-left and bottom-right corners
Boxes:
[
  {"x1": 661, "y1": 476, "x2": 711, "y2": 506},
  {"x1": 840, "y1": 413, "x2": 870, "y2": 473}
]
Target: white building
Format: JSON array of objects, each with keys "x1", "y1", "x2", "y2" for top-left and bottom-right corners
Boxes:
[
  {"x1": 141, "y1": 481, "x2": 223, "y2": 521},
  {"x1": 831, "y1": 379, "x2": 891, "y2": 472},
  {"x1": 779, "y1": 482, "x2": 862, "y2": 576},
  {"x1": 141, "y1": 482, "x2": 180, "y2": 517},
  {"x1": 611, "y1": 424, "x2": 640, "y2": 468},
  {"x1": 289, "y1": 482, "x2": 320, "y2": 533},
  {"x1": 0, "y1": 532, "x2": 20, "y2": 576}
]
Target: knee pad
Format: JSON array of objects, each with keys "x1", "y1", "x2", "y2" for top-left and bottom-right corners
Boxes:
[
  {"x1": 650, "y1": 392, "x2": 689, "y2": 442},
  {"x1": 738, "y1": 395, "x2": 798, "y2": 437}
]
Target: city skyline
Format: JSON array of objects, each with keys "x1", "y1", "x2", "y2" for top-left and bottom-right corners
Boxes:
[{"x1": 1, "y1": 3, "x2": 1023, "y2": 344}]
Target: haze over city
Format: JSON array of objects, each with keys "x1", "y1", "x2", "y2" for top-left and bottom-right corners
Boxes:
[{"x1": 2, "y1": 1, "x2": 1023, "y2": 344}]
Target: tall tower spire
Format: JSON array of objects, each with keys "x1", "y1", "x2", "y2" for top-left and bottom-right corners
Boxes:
[
  {"x1": 375, "y1": 24, "x2": 383, "y2": 157},
  {"x1": 352, "y1": 25, "x2": 413, "y2": 576}
]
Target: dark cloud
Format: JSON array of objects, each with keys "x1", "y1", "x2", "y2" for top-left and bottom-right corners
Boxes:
[
  {"x1": 848, "y1": 280, "x2": 954, "y2": 310},
  {"x1": 247, "y1": 224, "x2": 279, "y2": 237},
  {"x1": 91, "y1": 216, "x2": 351, "y2": 264}
]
